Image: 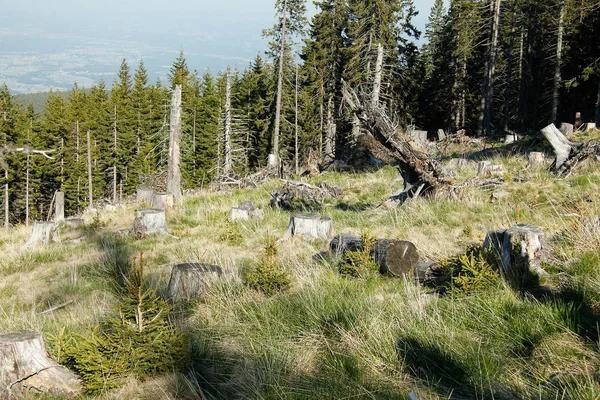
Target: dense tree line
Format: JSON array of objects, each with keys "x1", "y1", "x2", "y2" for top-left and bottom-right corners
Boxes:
[{"x1": 1, "y1": 0, "x2": 599, "y2": 225}]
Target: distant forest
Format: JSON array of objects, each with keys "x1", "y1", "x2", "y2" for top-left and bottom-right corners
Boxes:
[{"x1": 1, "y1": 0, "x2": 599, "y2": 226}]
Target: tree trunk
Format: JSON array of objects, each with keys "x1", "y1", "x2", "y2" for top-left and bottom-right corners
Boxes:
[
  {"x1": 167, "y1": 263, "x2": 223, "y2": 302},
  {"x1": 223, "y1": 69, "x2": 232, "y2": 176},
  {"x1": 295, "y1": 63, "x2": 299, "y2": 176},
  {"x1": 0, "y1": 331, "x2": 82, "y2": 398},
  {"x1": 113, "y1": 105, "x2": 118, "y2": 204},
  {"x1": 372, "y1": 239, "x2": 420, "y2": 277},
  {"x1": 551, "y1": 0, "x2": 566, "y2": 124},
  {"x1": 324, "y1": 95, "x2": 336, "y2": 163},
  {"x1": 596, "y1": 78, "x2": 600, "y2": 127},
  {"x1": 271, "y1": 0, "x2": 288, "y2": 166},
  {"x1": 55, "y1": 192, "x2": 65, "y2": 222},
  {"x1": 167, "y1": 85, "x2": 182, "y2": 201},
  {"x1": 87, "y1": 130, "x2": 93, "y2": 209},
  {"x1": 132, "y1": 209, "x2": 170, "y2": 238},
  {"x1": 479, "y1": 0, "x2": 502, "y2": 137},
  {"x1": 372, "y1": 43, "x2": 384, "y2": 108},
  {"x1": 4, "y1": 169, "x2": 8, "y2": 229},
  {"x1": 25, "y1": 154, "x2": 30, "y2": 227},
  {"x1": 282, "y1": 213, "x2": 334, "y2": 240},
  {"x1": 503, "y1": 4, "x2": 518, "y2": 132},
  {"x1": 23, "y1": 222, "x2": 58, "y2": 249}
]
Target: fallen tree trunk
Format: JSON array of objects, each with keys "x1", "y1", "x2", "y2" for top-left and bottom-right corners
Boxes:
[
  {"x1": 0, "y1": 331, "x2": 82, "y2": 397},
  {"x1": 342, "y1": 80, "x2": 447, "y2": 204},
  {"x1": 540, "y1": 123, "x2": 599, "y2": 176}
]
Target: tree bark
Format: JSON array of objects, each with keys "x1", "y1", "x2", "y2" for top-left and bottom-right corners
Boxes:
[
  {"x1": 551, "y1": 0, "x2": 566, "y2": 124},
  {"x1": 223, "y1": 68, "x2": 233, "y2": 176},
  {"x1": 271, "y1": 0, "x2": 288, "y2": 166},
  {"x1": 167, "y1": 85, "x2": 182, "y2": 201}
]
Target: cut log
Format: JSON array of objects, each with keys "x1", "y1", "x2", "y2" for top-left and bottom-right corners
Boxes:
[
  {"x1": 483, "y1": 224, "x2": 549, "y2": 287},
  {"x1": 63, "y1": 217, "x2": 84, "y2": 229},
  {"x1": 23, "y1": 222, "x2": 58, "y2": 249},
  {"x1": 437, "y1": 129, "x2": 446, "y2": 141},
  {"x1": 54, "y1": 192, "x2": 65, "y2": 222},
  {"x1": 560, "y1": 123, "x2": 574, "y2": 138},
  {"x1": 329, "y1": 233, "x2": 363, "y2": 255},
  {"x1": 528, "y1": 152, "x2": 545, "y2": 168},
  {"x1": 152, "y1": 193, "x2": 175, "y2": 211},
  {"x1": 0, "y1": 331, "x2": 82, "y2": 397},
  {"x1": 167, "y1": 263, "x2": 223, "y2": 302},
  {"x1": 132, "y1": 209, "x2": 169, "y2": 238},
  {"x1": 136, "y1": 188, "x2": 154, "y2": 206},
  {"x1": 372, "y1": 239, "x2": 420, "y2": 277},
  {"x1": 282, "y1": 214, "x2": 334, "y2": 241}
]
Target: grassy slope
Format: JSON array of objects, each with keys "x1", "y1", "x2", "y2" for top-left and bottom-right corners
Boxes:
[{"x1": 2, "y1": 135, "x2": 600, "y2": 399}]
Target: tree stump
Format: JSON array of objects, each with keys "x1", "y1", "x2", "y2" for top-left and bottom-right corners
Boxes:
[
  {"x1": 528, "y1": 152, "x2": 545, "y2": 168},
  {"x1": 152, "y1": 193, "x2": 175, "y2": 211},
  {"x1": 483, "y1": 224, "x2": 549, "y2": 287},
  {"x1": 55, "y1": 192, "x2": 65, "y2": 222},
  {"x1": 136, "y1": 188, "x2": 154, "y2": 206},
  {"x1": 329, "y1": 233, "x2": 363, "y2": 255},
  {"x1": 541, "y1": 124, "x2": 576, "y2": 169},
  {"x1": 437, "y1": 129, "x2": 446, "y2": 141},
  {"x1": 167, "y1": 263, "x2": 223, "y2": 302},
  {"x1": 0, "y1": 331, "x2": 83, "y2": 397},
  {"x1": 575, "y1": 112, "x2": 583, "y2": 130},
  {"x1": 504, "y1": 134, "x2": 516, "y2": 144},
  {"x1": 132, "y1": 209, "x2": 169, "y2": 238},
  {"x1": 63, "y1": 217, "x2": 84, "y2": 229},
  {"x1": 410, "y1": 130, "x2": 428, "y2": 146},
  {"x1": 587, "y1": 122, "x2": 597, "y2": 131},
  {"x1": 282, "y1": 214, "x2": 334, "y2": 240},
  {"x1": 230, "y1": 201, "x2": 264, "y2": 221},
  {"x1": 560, "y1": 123, "x2": 574, "y2": 138},
  {"x1": 23, "y1": 222, "x2": 58, "y2": 249},
  {"x1": 372, "y1": 239, "x2": 420, "y2": 276},
  {"x1": 477, "y1": 161, "x2": 491, "y2": 177}
]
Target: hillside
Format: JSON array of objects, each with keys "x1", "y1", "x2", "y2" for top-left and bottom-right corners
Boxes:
[{"x1": 2, "y1": 132, "x2": 600, "y2": 399}]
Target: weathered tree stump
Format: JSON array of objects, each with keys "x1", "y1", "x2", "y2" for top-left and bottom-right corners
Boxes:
[
  {"x1": 230, "y1": 201, "x2": 264, "y2": 221},
  {"x1": 504, "y1": 134, "x2": 516, "y2": 144},
  {"x1": 560, "y1": 122, "x2": 574, "y2": 138},
  {"x1": 541, "y1": 124, "x2": 576, "y2": 170},
  {"x1": 63, "y1": 217, "x2": 84, "y2": 229},
  {"x1": 136, "y1": 188, "x2": 154, "y2": 206},
  {"x1": 437, "y1": 129, "x2": 446, "y2": 141},
  {"x1": 477, "y1": 161, "x2": 491, "y2": 178},
  {"x1": 0, "y1": 331, "x2": 82, "y2": 397},
  {"x1": 447, "y1": 158, "x2": 470, "y2": 169},
  {"x1": 283, "y1": 214, "x2": 334, "y2": 240},
  {"x1": 167, "y1": 263, "x2": 223, "y2": 302},
  {"x1": 587, "y1": 122, "x2": 597, "y2": 131},
  {"x1": 483, "y1": 224, "x2": 549, "y2": 287},
  {"x1": 528, "y1": 152, "x2": 545, "y2": 168},
  {"x1": 575, "y1": 112, "x2": 583, "y2": 130},
  {"x1": 55, "y1": 192, "x2": 65, "y2": 222},
  {"x1": 23, "y1": 222, "x2": 58, "y2": 249},
  {"x1": 132, "y1": 209, "x2": 170, "y2": 238},
  {"x1": 477, "y1": 161, "x2": 504, "y2": 177},
  {"x1": 373, "y1": 239, "x2": 420, "y2": 276},
  {"x1": 152, "y1": 193, "x2": 175, "y2": 211},
  {"x1": 410, "y1": 130, "x2": 428, "y2": 146}
]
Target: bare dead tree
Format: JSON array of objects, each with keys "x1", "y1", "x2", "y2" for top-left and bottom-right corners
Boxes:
[{"x1": 166, "y1": 85, "x2": 182, "y2": 201}]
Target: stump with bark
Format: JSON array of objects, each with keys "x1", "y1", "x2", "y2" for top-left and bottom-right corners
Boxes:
[
  {"x1": 136, "y1": 188, "x2": 154, "y2": 206},
  {"x1": 132, "y1": 209, "x2": 170, "y2": 238},
  {"x1": 167, "y1": 263, "x2": 223, "y2": 302},
  {"x1": 152, "y1": 193, "x2": 175, "y2": 211},
  {"x1": 483, "y1": 224, "x2": 549, "y2": 288},
  {"x1": 528, "y1": 152, "x2": 545, "y2": 168},
  {"x1": 283, "y1": 214, "x2": 334, "y2": 240},
  {"x1": 0, "y1": 331, "x2": 82, "y2": 397},
  {"x1": 230, "y1": 201, "x2": 264, "y2": 221},
  {"x1": 23, "y1": 222, "x2": 58, "y2": 249}
]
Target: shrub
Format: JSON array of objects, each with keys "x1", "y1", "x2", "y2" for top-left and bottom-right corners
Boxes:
[
  {"x1": 441, "y1": 245, "x2": 500, "y2": 295},
  {"x1": 218, "y1": 220, "x2": 245, "y2": 246},
  {"x1": 50, "y1": 252, "x2": 187, "y2": 393},
  {"x1": 243, "y1": 236, "x2": 291, "y2": 296},
  {"x1": 338, "y1": 230, "x2": 378, "y2": 278}
]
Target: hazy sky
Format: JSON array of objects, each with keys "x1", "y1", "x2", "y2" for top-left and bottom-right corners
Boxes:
[{"x1": 0, "y1": 0, "x2": 440, "y2": 93}]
